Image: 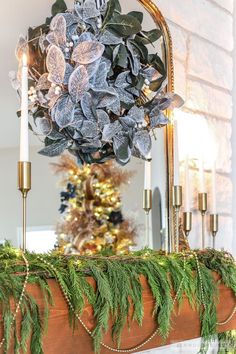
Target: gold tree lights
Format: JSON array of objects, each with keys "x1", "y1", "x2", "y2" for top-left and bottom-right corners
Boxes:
[{"x1": 53, "y1": 156, "x2": 136, "y2": 255}]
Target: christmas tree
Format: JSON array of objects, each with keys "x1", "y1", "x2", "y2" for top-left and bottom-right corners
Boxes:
[{"x1": 53, "y1": 156, "x2": 136, "y2": 255}]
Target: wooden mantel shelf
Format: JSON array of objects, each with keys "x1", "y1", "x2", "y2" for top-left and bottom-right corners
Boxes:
[{"x1": 2, "y1": 276, "x2": 236, "y2": 354}]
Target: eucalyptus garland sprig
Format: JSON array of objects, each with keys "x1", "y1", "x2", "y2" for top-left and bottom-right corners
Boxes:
[
  {"x1": 11, "y1": 0, "x2": 183, "y2": 165},
  {"x1": 0, "y1": 244, "x2": 235, "y2": 353}
]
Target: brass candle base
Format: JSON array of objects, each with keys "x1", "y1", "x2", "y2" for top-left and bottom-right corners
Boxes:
[
  {"x1": 183, "y1": 212, "x2": 192, "y2": 237},
  {"x1": 18, "y1": 161, "x2": 31, "y2": 252},
  {"x1": 210, "y1": 214, "x2": 219, "y2": 249},
  {"x1": 198, "y1": 193, "x2": 207, "y2": 250},
  {"x1": 143, "y1": 189, "x2": 152, "y2": 215},
  {"x1": 172, "y1": 185, "x2": 182, "y2": 253},
  {"x1": 143, "y1": 189, "x2": 152, "y2": 248}
]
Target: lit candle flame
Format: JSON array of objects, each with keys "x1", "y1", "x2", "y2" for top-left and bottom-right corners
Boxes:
[{"x1": 22, "y1": 53, "x2": 27, "y2": 66}]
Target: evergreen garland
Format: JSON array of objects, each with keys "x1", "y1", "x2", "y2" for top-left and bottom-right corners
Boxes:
[{"x1": 0, "y1": 244, "x2": 235, "y2": 353}]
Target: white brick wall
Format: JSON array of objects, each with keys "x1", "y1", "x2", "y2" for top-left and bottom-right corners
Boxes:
[{"x1": 154, "y1": 0, "x2": 234, "y2": 253}]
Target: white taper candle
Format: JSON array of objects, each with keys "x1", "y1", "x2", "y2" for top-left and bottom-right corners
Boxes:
[
  {"x1": 184, "y1": 155, "x2": 190, "y2": 212},
  {"x1": 211, "y1": 160, "x2": 217, "y2": 214},
  {"x1": 199, "y1": 157, "x2": 205, "y2": 193},
  {"x1": 20, "y1": 54, "x2": 29, "y2": 162},
  {"x1": 144, "y1": 152, "x2": 152, "y2": 190}
]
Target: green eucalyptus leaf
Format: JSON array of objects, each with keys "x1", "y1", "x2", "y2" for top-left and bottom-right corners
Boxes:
[
  {"x1": 102, "y1": 0, "x2": 117, "y2": 27},
  {"x1": 137, "y1": 29, "x2": 162, "y2": 45},
  {"x1": 116, "y1": 44, "x2": 129, "y2": 69},
  {"x1": 149, "y1": 54, "x2": 166, "y2": 76},
  {"x1": 128, "y1": 11, "x2": 143, "y2": 24},
  {"x1": 106, "y1": 14, "x2": 142, "y2": 37},
  {"x1": 114, "y1": 0, "x2": 122, "y2": 13},
  {"x1": 149, "y1": 76, "x2": 166, "y2": 92},
  {"x1": 130, "y1": 39, "x2": 148, "y2": 62},
  {"x1": 51, "y1": 0, "x2": 67, "y2": 17}
]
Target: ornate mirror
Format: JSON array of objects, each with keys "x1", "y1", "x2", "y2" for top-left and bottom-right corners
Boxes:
[{"x1": 1, "y1": 0, "x2": 176, "y2": 253}]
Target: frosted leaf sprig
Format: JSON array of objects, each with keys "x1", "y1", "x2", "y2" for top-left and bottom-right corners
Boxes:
[{"x1": 12, "y1": 0, "x2": 183, "y2": 165}]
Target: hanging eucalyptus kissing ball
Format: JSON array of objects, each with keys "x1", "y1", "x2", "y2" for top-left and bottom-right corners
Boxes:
[{"x1": 12, "y1": 0, "x2": 183, "y2": 165}]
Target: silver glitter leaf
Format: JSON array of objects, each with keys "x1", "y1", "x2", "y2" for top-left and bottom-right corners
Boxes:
[
  {"x1": 36, "y1": 73, "x2": 51, "y2": 90},
  {"x1": 46, "y1": 45, "x2": 66, "y2": 84},
  {"x1": 99, "y1": 30, "x2": 123, "y2": 45},
  {"x1": 39, "y1": 139, "x2": 68, "y2": 157},
  {"x1": 127, "y1": 86, "x2": 139, "y2": 97},
  {"x1": 53, "y1": 96, "x2": 75, "y2": 128},
  {"x1": 81, "y1": 92, "x2": 96, "y2": 121},
  {"x1": 142, "y1": 66, "x2": 159, "y2": 82},
  {"x1": 71, "y1": 107, "x2": 85, "y2": 130},
  {"x1": 72, "y1": 41, "x2": 105, "y2": 64},
  {"x1": 107, "y1": 98, "x2": 121, "y2": 115},
  {"x1": 115, "y1": 71, "x2": 130, "y2": 88},
  {"x1": 81, "y1": 121, "x2": 98, "y2": 138},
  {"x1": 77, "y1": 32, "x2": 96, "y2": 43},
  {"x1": 97, "y1": 109, "x2": 110, "y2": 129},
  {"x1": 113, "y1": 134, "x2": 131, "y2": 165},
  {"x1": 91, "y1": 87, "x2": 118, "y2": 108},
  {"x1": 101, "y1": 57, "x2": 112, "y2": 73},
  {"x1": 48, "y1": 129, "x2": 65, "y2": 141},
  {"x1": 119, "y1": 116, "x2": 136, "y2": 128},
  {"x1": 133, "y1": 130, "x2": 151, "y2": 157},
  {"x1": 46, "y1": 32, "x2": 58, "y2": 46},
  {"x1": 84, "y1": 58, "x2": 101, "y2": 79},
  {"x1": 9, "y1": 71, "x2": 20, "y2": 90},
  {"x1": 63, "y1": 64, "x2": 74, "y2": 85},
  {"x1": 102, "y1": 121, "x2": 122, "y2": 142},
  {"x1": 68, "y1": 65, "x2": 89, "y2": 103},
  {"x1": 128, "y1": 106, "x2": 144, "y2": 123},
  {"x1": 150, "y1": 110, "x2": 169, "y2": 128},
  {"x1": 50, "y1": 14, "x2": 67, "y2": 47},
  {"x1": 46, "y1": 86, "x2": 61, "y2": 108},
  {"x1": 90, "y1": 61, "x2": 108, "y2": 88},
  {"x1": 66, "y1": 24, "x2": 78, "y2": 40},
  {"x1": 81, "y1": 0, "x2": 100, "y2": 20},
  {"x1": 62, "y1": 13, "x2": 79, "y2": 27},
  {"x1": 116, "y1": 87, "x2": 135, "y2": 105},
  {"x1": 35, "y1": 117, "x2": 52, "y2": 136},
  {"x1": 81, "y1": 139, "x2": 102, "y2": 149}
]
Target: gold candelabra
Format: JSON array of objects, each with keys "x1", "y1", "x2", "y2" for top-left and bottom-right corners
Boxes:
[
  {"x1": 143, "y1": 189, "x2": 152, "y2": 247},
  {"x1": 183, "y1": 211, "x2": 192, "y2": 237},
  {"x1": 210, "y1": 214, "x2": 219, "y2": 249},
  {"x1": 18, "y1": 161, "x2": 31, "y2": 251},
  {"x1": 198, "y1": 193, "x2": 207, "y2": 249},
  {"x1": 172, "y1": 185, "x2": 182, "y2": 253}
]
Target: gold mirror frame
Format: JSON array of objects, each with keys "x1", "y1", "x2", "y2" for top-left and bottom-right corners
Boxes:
[{"x1": 138, "y1": 0, "x2": 175, "y2": 252}]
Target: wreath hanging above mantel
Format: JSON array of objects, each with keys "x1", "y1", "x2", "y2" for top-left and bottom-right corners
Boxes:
[{"x1": 11, "y1": 0, "x2": 183, "y2": 165}]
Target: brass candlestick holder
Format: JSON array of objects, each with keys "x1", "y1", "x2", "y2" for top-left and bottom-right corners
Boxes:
[
  {"x1": 183, "y1": 212, "x2": 192, "y2": 237},
  {"x1": 143, "y1": 189, "x2": 152, "y2": 214},
  {"x1": 210, "y1": 214, "x2": 219, "y2": 249},
  {"x1": 143, "y1": 189, "x2": 152, "y2": 247},
  {"x1": 198, "y1": 193, "x2": 207, "y2": 249},
  {"x1": 18, "y1": 161, "x2": 31, "y2": 251},
  {"x1": 172, "y1": 185, "x2": 182, "y2": 253}
]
